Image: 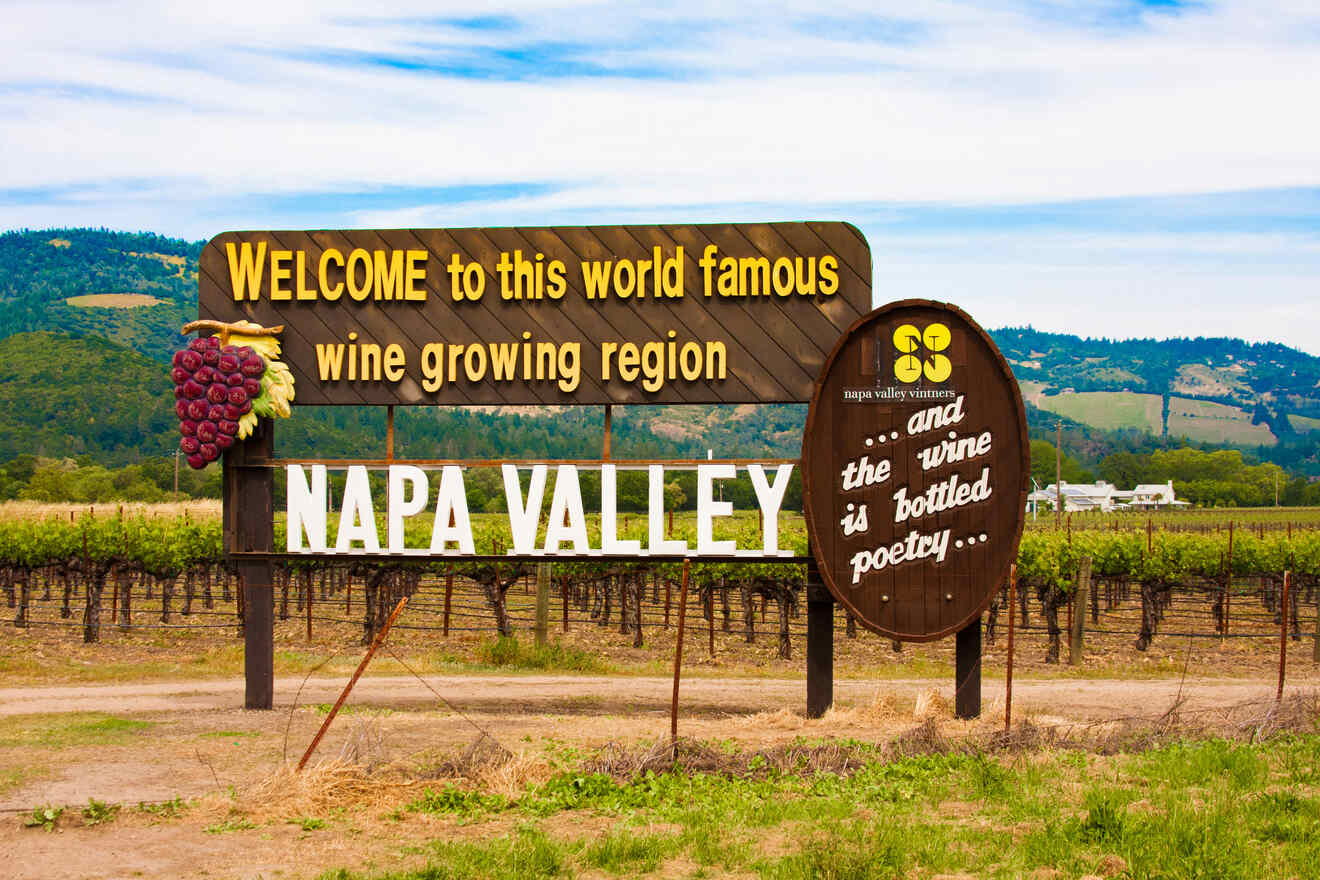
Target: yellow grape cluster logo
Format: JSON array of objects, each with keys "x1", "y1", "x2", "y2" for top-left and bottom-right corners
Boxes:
[{"x1": 892, "y1": 322, "x2": 952, "y2": 383}]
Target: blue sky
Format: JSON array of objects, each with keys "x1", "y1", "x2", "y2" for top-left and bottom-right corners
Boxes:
[{"x1": 2, "y1": 1, "x2": 1318, "y2": 351}]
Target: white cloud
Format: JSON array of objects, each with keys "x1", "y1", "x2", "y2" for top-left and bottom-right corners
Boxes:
[{"x1": 2, "y1": 1, "x2": 1319, "y2": 350}]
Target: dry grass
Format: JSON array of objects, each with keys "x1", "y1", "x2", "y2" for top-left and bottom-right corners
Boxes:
[
  {"x1": 65, "y1": 293, "x2": 167, "y2": 308},
  {"x1": 0, "y1": 499, "x2": 221, "y2": 522}
]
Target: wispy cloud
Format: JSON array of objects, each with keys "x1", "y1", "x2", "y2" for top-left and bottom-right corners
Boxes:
[{"x1": 0, "y1": 1, "x2": 1317, "y2": 348}]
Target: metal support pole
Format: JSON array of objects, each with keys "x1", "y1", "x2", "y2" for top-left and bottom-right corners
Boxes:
[
  {"x1": 805, "y1": 555, "x2": 834, "y2": 718},
  {"x1": 955, "y1": 615, "x2": 982, "y2": 719}
]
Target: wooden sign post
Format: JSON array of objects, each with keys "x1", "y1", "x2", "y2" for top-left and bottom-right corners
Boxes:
[
  {"x1": 200, "y1": 223, "x2": 874, "y2": 711},
  {"x1": 801, "y1": 300, "x2": 1029, "y2": 718}
]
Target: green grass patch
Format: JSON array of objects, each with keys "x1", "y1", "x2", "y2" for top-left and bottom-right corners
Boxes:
[
  {"x1": 322, "y1": 735, "x2": 1320, "y2": 880},
  {"x1": 199, "y1": 729, "x2": 260, "y2": 739},
  {"x1": 0, "y1": 712, "x2": 154, "y2": 748},
  {"x1": 476, "y1": 636, "x2": 610, "y2": 674}
]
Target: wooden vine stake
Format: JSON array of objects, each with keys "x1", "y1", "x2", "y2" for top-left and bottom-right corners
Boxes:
[
  {"x1": 670, "y1": 559, "x2": 692, "y2": 751},
  {"x1": 298, "y1": 597, "x2": 408, "y2": 771},
  {"x1": 1277, "y1": 571, "x2": 1290, "y2": 703},
  {"x1": 1005, "y1": 564, "x2": 1016, "y2": 732}
]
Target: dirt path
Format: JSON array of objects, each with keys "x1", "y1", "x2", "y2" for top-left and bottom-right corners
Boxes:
[
  {"x1": 1, "y1": 672, "x2": 1308, "y2": 722},
  {"x1": 1, "y1": 672, "x2": 1314, "y2": 880}
]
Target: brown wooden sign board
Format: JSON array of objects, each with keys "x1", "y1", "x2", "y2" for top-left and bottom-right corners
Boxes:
[
  {"x1": 801, "y1": 300, "x2": 1029, "y2": 642},
  {"x1": 198, "y1": 223, "x2": 871, "y2": 406}
]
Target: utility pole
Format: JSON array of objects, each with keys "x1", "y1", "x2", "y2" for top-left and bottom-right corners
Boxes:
[{"x1": 1055, "y1": 421, "x2": 1063, "y2": 529}]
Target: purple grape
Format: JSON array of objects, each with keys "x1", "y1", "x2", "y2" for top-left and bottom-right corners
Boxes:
[
  {"x1": 218, "y1": 354, "x2": 239, "y2": 373},
  {"x1": 182, "y1": 379, "x2": 205, "y2": 399},
  {"x1": 200, "y1": 443, "x2": 219, "y2": 462},
  {"x1": 187, "y1": 453, "x2": 205, "y2": 470},
  {"x1": 180, "y1": 420, "x2": 197, "y2": 437},
  {"x1": 236, "y1": 398, "x2": 252, "y2": 415},
  {"x1": 174, "y1": 386, "x2": 185, "y2": 399},
  {"x1": 242, "y1": 378, "x2": 262, "y2": 398},
  {"x1": 206, "y1": 336, "x2": 221, "y2": 348},
  {"x1": 171, "y1": 367, "x2": 190, "y2": 384},
  {"x1": 223, "y1": 402, "x2": 243, "y2": 421},
  {"x1": 188, "y1": 338, "x2": 209, "y2": 353},
  {"x1": 206, "y1": 383, "x2": 229, "y2": 404},
  {"x1": 197, "y1": 421, "x2": 218, "y2": 443},
  {"x1": 240, "y1": 357, "x2": 265, "y2": 378},
  {"x1": 218, "y1": 419, "x2": 238, "y2": 435},
  {"x1": 234, "y1": 346, "x2": 253, "y2": 360},
  {"x1": 180, "y1": 436, "x2": 200, "y2": 455},
  {"x1": 180, "y1": 351, "x2": 202, "y2": 372},
  {"x1": 194, "y1": 365, "x2": 214, "y2": 385},
  {"x1": 207, "y1": 403, "x2": 226, "y2": 421},
  {"x1": 215, "y1": 434, "x2": 235, "y2": 450},
  {"x1": 226, "y1": 372, "x2": 245, "y2": 387},
  {"x1": 227, "y1": 387, "x2": 248, "y2": 406},
  {"x1": 186, "y1": 400, "x2": 208, "y2": 420},
  {"x1": 172, "y1": 350, "x2": 188, "y2": 369},
  {"x1": 175, "y1": 400, "x2": 189, "y2": 419},
  {"x1": 202, "y1": 348, "x2": 220, "y2": 366}
]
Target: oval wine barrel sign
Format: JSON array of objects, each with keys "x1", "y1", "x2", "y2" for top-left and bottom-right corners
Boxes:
[{"x1": 802, "y1": 299, "x2": 1029, "y2": 641}]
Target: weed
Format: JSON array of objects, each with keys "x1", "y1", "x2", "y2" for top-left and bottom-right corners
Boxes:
[
  {"x1": 407, "y1": 784, "x2": 508, "y2": 817},
  {"x1": 204, "y1": 816, "x2": 256, "y2": 834},
  {"x1": 292, "y1": 816, "x2": 327, "y2": 831},
  {"x1": 81, "y1": 798, "x2": 120, "y2": 826},
  {"x1": 23, "y1": 805, "x2": 62, "y2": 831},
  {"x1": 138, "y1": 797, "x2": 188, "y2": 818}
]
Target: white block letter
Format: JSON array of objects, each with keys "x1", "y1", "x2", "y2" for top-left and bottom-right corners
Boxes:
[
  {"x1": 697, "y1": 464, "x2": 736, "y2": 555},
  {"x1": 287, "y1": 464, "x2": 327, "y2": 552},
  {"x1": 387, "y1": 465, "x2": 428, "y2": 553},
  {"x1": 748, "y1": 464, "x2": 793, "y2": 554},
  {"x1": 335, "y1": 465, "x2": 380, "y2": 552}
]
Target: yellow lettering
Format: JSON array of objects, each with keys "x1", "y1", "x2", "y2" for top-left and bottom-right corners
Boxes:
[
  {"x1": 617, "y1": 343, "x2": 640, "y2": 381},
  {"x1": 295, "y1": 251, "x2": 316, "y2": 300},
  {"x1": 373, "y1": 249, "x2": 403, "y2": 301},
  {"x1": 717, "y1": 257, "x2": 738, "y2": 296},
  {"x1": 315, "y1": 343, "x2": 344, "y2": 381},
  {"x1": 582, "y1": 261, "x2": 612, "y2": 300},
  {"x1": 490, "y1": 342, "x2": 518, "y2": 381},
  {"x1": 359, "y1": 343, "x2": 382, "y2": 380},
  {"x1": 383, "y1": 344, "x2": 405, "y2": 382},
  {"x1": 421, "y1": 343, "x2": 445, "y2": 392},
  {"x1": 346, "y1": 249, "x2": 372, "y2": 301},
  {"x1": 738, "y1": 256, "x2": 770, "y2": 297},
  {"x1": 269, "y1": 250, "x2": 292, "y2": 300},
  {"x1": 405, "y1": 250, "x2": 427, "y2": 301},
  {"x1": 641, "y1": 341, "x2": 663, "y2": 391},
  {"x1": 705, "y1": 340, "x2": 727, "y2": 379},
  {"x1": 772, "y1": 257, "x2": 794, "y2": 297},
  {"x1": 557, "y1": 343, "x2": 580, "y2": 392},
  {"x1": 225, "y1": 241, "x2": 266, "y2": 301},
  {"x1": 546, "y1": 260, "x2": 567, "y2": 299},
  {"x1": 319, "y1": 249, "x2": 343, "y2": 301},
  {"x1": 819, "y1": 255, "x2": 839, "y2": 295},
  {"x1": 600, "y1": 341, "x2": 618, "y2": 379},
  {"x1": 463, "y1": 344, "x2": 487, "y2": 381}
]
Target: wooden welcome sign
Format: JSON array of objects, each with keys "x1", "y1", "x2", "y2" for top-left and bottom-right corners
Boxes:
[
  {"x1": 801, "y1": 300, "x2": 1029, "y2": 641},
  {"x1": 198, "y1": 224, "x2": 872, "y2": 406}
]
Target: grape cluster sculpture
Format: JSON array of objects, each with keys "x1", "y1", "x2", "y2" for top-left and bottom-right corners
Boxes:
[{"x1": 170, "y1": 320, "x2": 295, "y2": 468}]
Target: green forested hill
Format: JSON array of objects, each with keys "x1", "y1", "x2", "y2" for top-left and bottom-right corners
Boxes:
[
  {"x1": 0, "y1": 228, "x2": 199, "y2": 362},
  {"x1": 0, "y1": 332, "x2": 180, "y2": 463},
  {"x1": 3, "y1": 228, "x2": 1320, "y2": 475}
]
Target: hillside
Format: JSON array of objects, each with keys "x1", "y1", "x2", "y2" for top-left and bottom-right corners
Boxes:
[
  {"x1": 998, "y1": 327, "x2": 1320, "y2": 447},
  {"x1": 2, "y1": 228, "x2": 1318, "y2": 473},
  {"x1": 0, "y1": 228, "x2": 199, "y2": 362}
]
